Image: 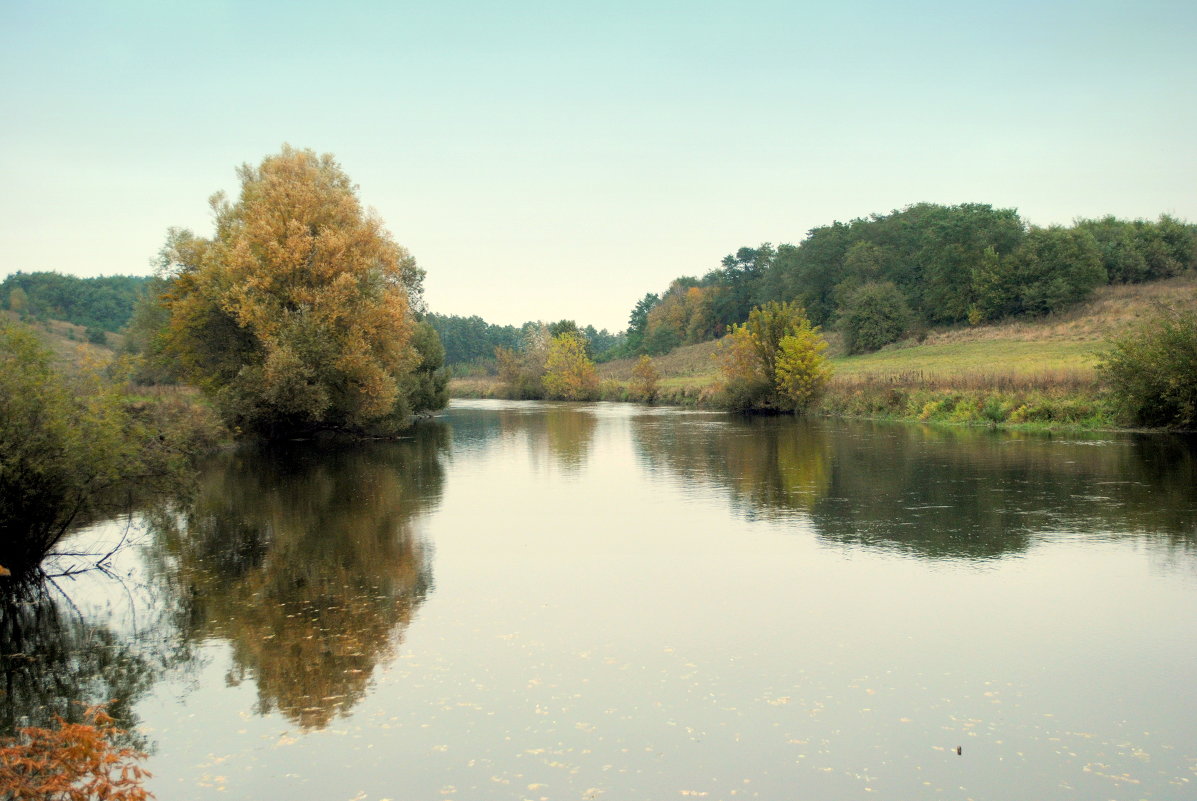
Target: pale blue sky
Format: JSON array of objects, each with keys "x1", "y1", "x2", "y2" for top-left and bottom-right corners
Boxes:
[{"x1": 2, "y1": 0, "x2": 1194, "y2": 330}]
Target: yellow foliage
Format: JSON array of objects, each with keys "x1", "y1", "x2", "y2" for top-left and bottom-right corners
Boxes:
[
  {"x1": 543, "y1": 333, "x2": 598, "y2": 400},
  {"x1": 715, "y1": 325, "x2": 765, "y2": 387},
  {"x1": 774, "y1": 325, "x2": 833, "y2": 411},
  {"x1": 630, "y1": 355, "x2": 660, "y2": 402},
  {"x1": 0, "y1": 705, "x2": 152, "y2": 801},
  {"x1": 160, "y1": 146, "x2": 425, "y2": 436}
]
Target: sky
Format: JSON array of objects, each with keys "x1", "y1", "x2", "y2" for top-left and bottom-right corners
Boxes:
[{"x1": 2, "y1": 1, "x2": 1195, "y2": 332}]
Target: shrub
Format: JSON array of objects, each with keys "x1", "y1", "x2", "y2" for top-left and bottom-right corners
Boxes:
[
  {"x1": 0, "y1": 322, "x2": 212, "y2": 575},
  {"x1": 630, "y1": 355, "x2": 660, "y2": 402},
  {"x1": 1099, "y1": 305, "x2": 1197, "y2": 428},
  {"x1": 715, "y1": 302, "x2": 833, "y2": 413},
  {"x1": 774, "y1": 326, "x2": 833, "y2": 411}
]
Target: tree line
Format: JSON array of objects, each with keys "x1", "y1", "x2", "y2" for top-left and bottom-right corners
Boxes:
[
  {"x1": 426, "y1": 313, "x2": 624, "y2": 369},
  {"x1": 2, "y1": 272, "x2": 151, "y2": 335},
  {"x1": 620, "y1": 204, "x2": 1197, "y2": 357}
]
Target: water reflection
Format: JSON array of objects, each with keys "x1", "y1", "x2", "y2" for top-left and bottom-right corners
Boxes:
[
  {"x1": 149, "y1": 424, "x2": 447, "y2": 729},
  {"x1": 0, "y1": 577, "x2": 183, "y2": 745},
  {"x1": 632, "y1": 414, "x2": 832, "y2": 517},
  {"x1": 633, "y1": 416, "x2": 1197, "y2": 560},
  {"x1": 448, "y1": 401, "x2": 600, "y2": 472}
]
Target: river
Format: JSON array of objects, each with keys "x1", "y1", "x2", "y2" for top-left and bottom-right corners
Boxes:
[{"x1": 4, "y1": 399, "x2": 1196, "y2": 800}]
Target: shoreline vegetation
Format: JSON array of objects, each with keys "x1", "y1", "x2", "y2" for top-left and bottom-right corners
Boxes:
[
  {"x1": 447, "y1": 276, "x2": 1197, "y2": 432},
  {"x1": 3, "y1": 163, "x2": 1196, "y2": 585}
]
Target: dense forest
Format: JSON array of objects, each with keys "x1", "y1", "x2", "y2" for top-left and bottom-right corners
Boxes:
[
  {"x1": 623, "y1": 205, "x2": 1197, "y2": 356},
  {"x1": 426, "y1": 313, "x2": 624, "y2": 368},
  {"x1": 1, "y1": 272, "x2": 151, "y2": 333}
]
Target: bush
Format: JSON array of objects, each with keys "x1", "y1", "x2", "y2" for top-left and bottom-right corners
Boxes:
[
  {"x1": 543, "y1": 332, "x2": 599, "y2": 400},
  {"x1": 0, "y1": 322, "x2": 215, "y2": 575},
  {"x1": 630, "y1": 355, "x2": 660, "y2": 402},
  {"x1": 1099, "y1": 305, "x2": 1197, "y2": 428},
  {"x1": 715, "y1": 302, "x2": 833, "y2": 413}
]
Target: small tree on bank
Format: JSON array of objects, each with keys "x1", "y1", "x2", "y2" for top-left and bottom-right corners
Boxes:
[
  {"x1": 543, "y1": 332, "x2": 599, "y2": 400},
  {"x1": 630, "y1": 355, "x2": 660, "y2": 402},
  {"x1": 716, "y1": 302, "x2": 832, "y2": 413}
]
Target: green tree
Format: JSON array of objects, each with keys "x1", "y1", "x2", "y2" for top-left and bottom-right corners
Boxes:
[
  {"x1": 972, "y1": 226, "x2": 1105, "y2": 320},
  {"x1": 543, "y1": 332, "x2": 598, "y2": 400},
  {"x1": 1099, "y1": 305, "x2": 1197, "y2": 429},
  {"x1": 156, "y1": 146, "x2": 443, "y2": 438},
  {"x1": 6, "y1": 286, "x2": 28, "y2": 315},
  {"x1": 0, "y1": 323, "x2": 212, "y2": 575},
  {"x1": 838, "y1": 281, "x2": 911, "y2": 354}
]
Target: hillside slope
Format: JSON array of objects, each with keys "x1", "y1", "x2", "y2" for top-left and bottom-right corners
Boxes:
[{"x1": 598, "y1": 275, "x2": 1197, "y2": 388}]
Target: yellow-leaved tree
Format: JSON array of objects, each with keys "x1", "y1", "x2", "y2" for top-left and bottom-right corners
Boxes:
[
  {"x1": 716, "y1": 301, "x2": 832, "y2": 413},
  {"x1": 157, "y1": 146, "x2": 445, "y2": 437},
  {"x1": 543, "y1": 332, "x2": 599, "y2": 400}
]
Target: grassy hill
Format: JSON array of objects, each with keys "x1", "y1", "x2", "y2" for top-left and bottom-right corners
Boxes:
[
  {"x1": 597, "y1": 275, "x2": 1197, "y2": 390},
  {"x1": 0, "y1": 310, "x2": 123, "y2": 367}
]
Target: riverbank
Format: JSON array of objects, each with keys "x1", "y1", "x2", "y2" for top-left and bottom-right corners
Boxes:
[
  {"x1": 448, "y1": 373, "x2": 1117, "y2": 429},
  {"x1": 450, "y1": 277, "x2": 1197, "y2": 430}
]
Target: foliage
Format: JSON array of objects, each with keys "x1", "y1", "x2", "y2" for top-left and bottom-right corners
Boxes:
[
  {"x1": 630, "y1": 355, "x2": 660, "y2": 402},
  {"x1": 1, "y1": 273, "x2": 152, "y2": 333},
  {"x1": 619, "y1": 203, "x2": 1195, "y2": 360},
  {"x1": 1099, "y1": 305, "x2": 1197, "y2": 429},
  {"x1": 1076, "y1": 214, "x2": 1197, "y2": 284},
  {"x1": 619, "y1": 293, "x2": 660, "y2": 356},
  {"x1": 0, "y1": 705, "x2": 152, "y2": 801},
  {"x1": 401, "y1": 321, "x2": 450, "y2": 415},
  {"x1": 495, "y1": 325, "x2": 550, "y2": 399},
  {"x1": 155, "y1": 146, "x2": 442, "y2": 438},
  {"x1": 716, "y1": 302, "x2": 831, "y2": 413},
  {"x1": 642, "y1": 281, "x2": 718, "y2": 353},
  {"x1": 838, "y1": 281, "x2": 911, "y2": 354},
  {"x1": 0, "y1": 322, "x2": 214, "y2": 575},
  {"x1": 971, "y1": 226, "x2": 1105, "y2": 320},
  {"x1": 426, "y1": 313, "x2": 524, "y2": 367},
  {"x1": 543, "y1": 332, "x2": 599, "y2": 400},
  {"x1": 774, "y1": 325, "x2": 833, "y2": 411}
]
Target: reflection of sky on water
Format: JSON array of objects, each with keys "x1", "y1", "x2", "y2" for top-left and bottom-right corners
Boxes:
[{"x1": 5, "y1": 401, "x2": 1197, "y2": 800}]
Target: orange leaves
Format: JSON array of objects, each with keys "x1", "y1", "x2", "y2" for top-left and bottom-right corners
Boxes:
[
  {"x1": 159, "y1": 146, "x2": 429, "y2": 436},
  {"x1": 0, "y1": 705, "x2": 153, "y2": 801}
]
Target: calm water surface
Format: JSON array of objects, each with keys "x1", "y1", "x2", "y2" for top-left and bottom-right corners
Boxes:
[{"x1": 4, "y1": 399, "x2": 1197, "y2": 800}]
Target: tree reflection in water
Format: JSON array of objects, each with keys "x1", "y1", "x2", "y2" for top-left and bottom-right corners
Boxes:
[
  {"x1": 497, "y1": 403, "x2": 599, "y2": 472},
  {"x1": 149, "y1": 423, "x2": 447, "y2": 730},
  {"x1": 0, "y1": 576, "x2": 185, "y2": 747},
  {"x1": 633, "y1": 416, "x2": 1197, "y2": 561}
]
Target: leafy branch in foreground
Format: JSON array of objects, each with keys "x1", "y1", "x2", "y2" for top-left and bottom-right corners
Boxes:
[{"x1": 0, "y1": 704, "x2": 152, "y2": 800}]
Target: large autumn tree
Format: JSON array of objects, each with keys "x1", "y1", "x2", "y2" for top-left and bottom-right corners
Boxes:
[{"x1": 158, "y1": 146, "x2": 444, "y2": 437}]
